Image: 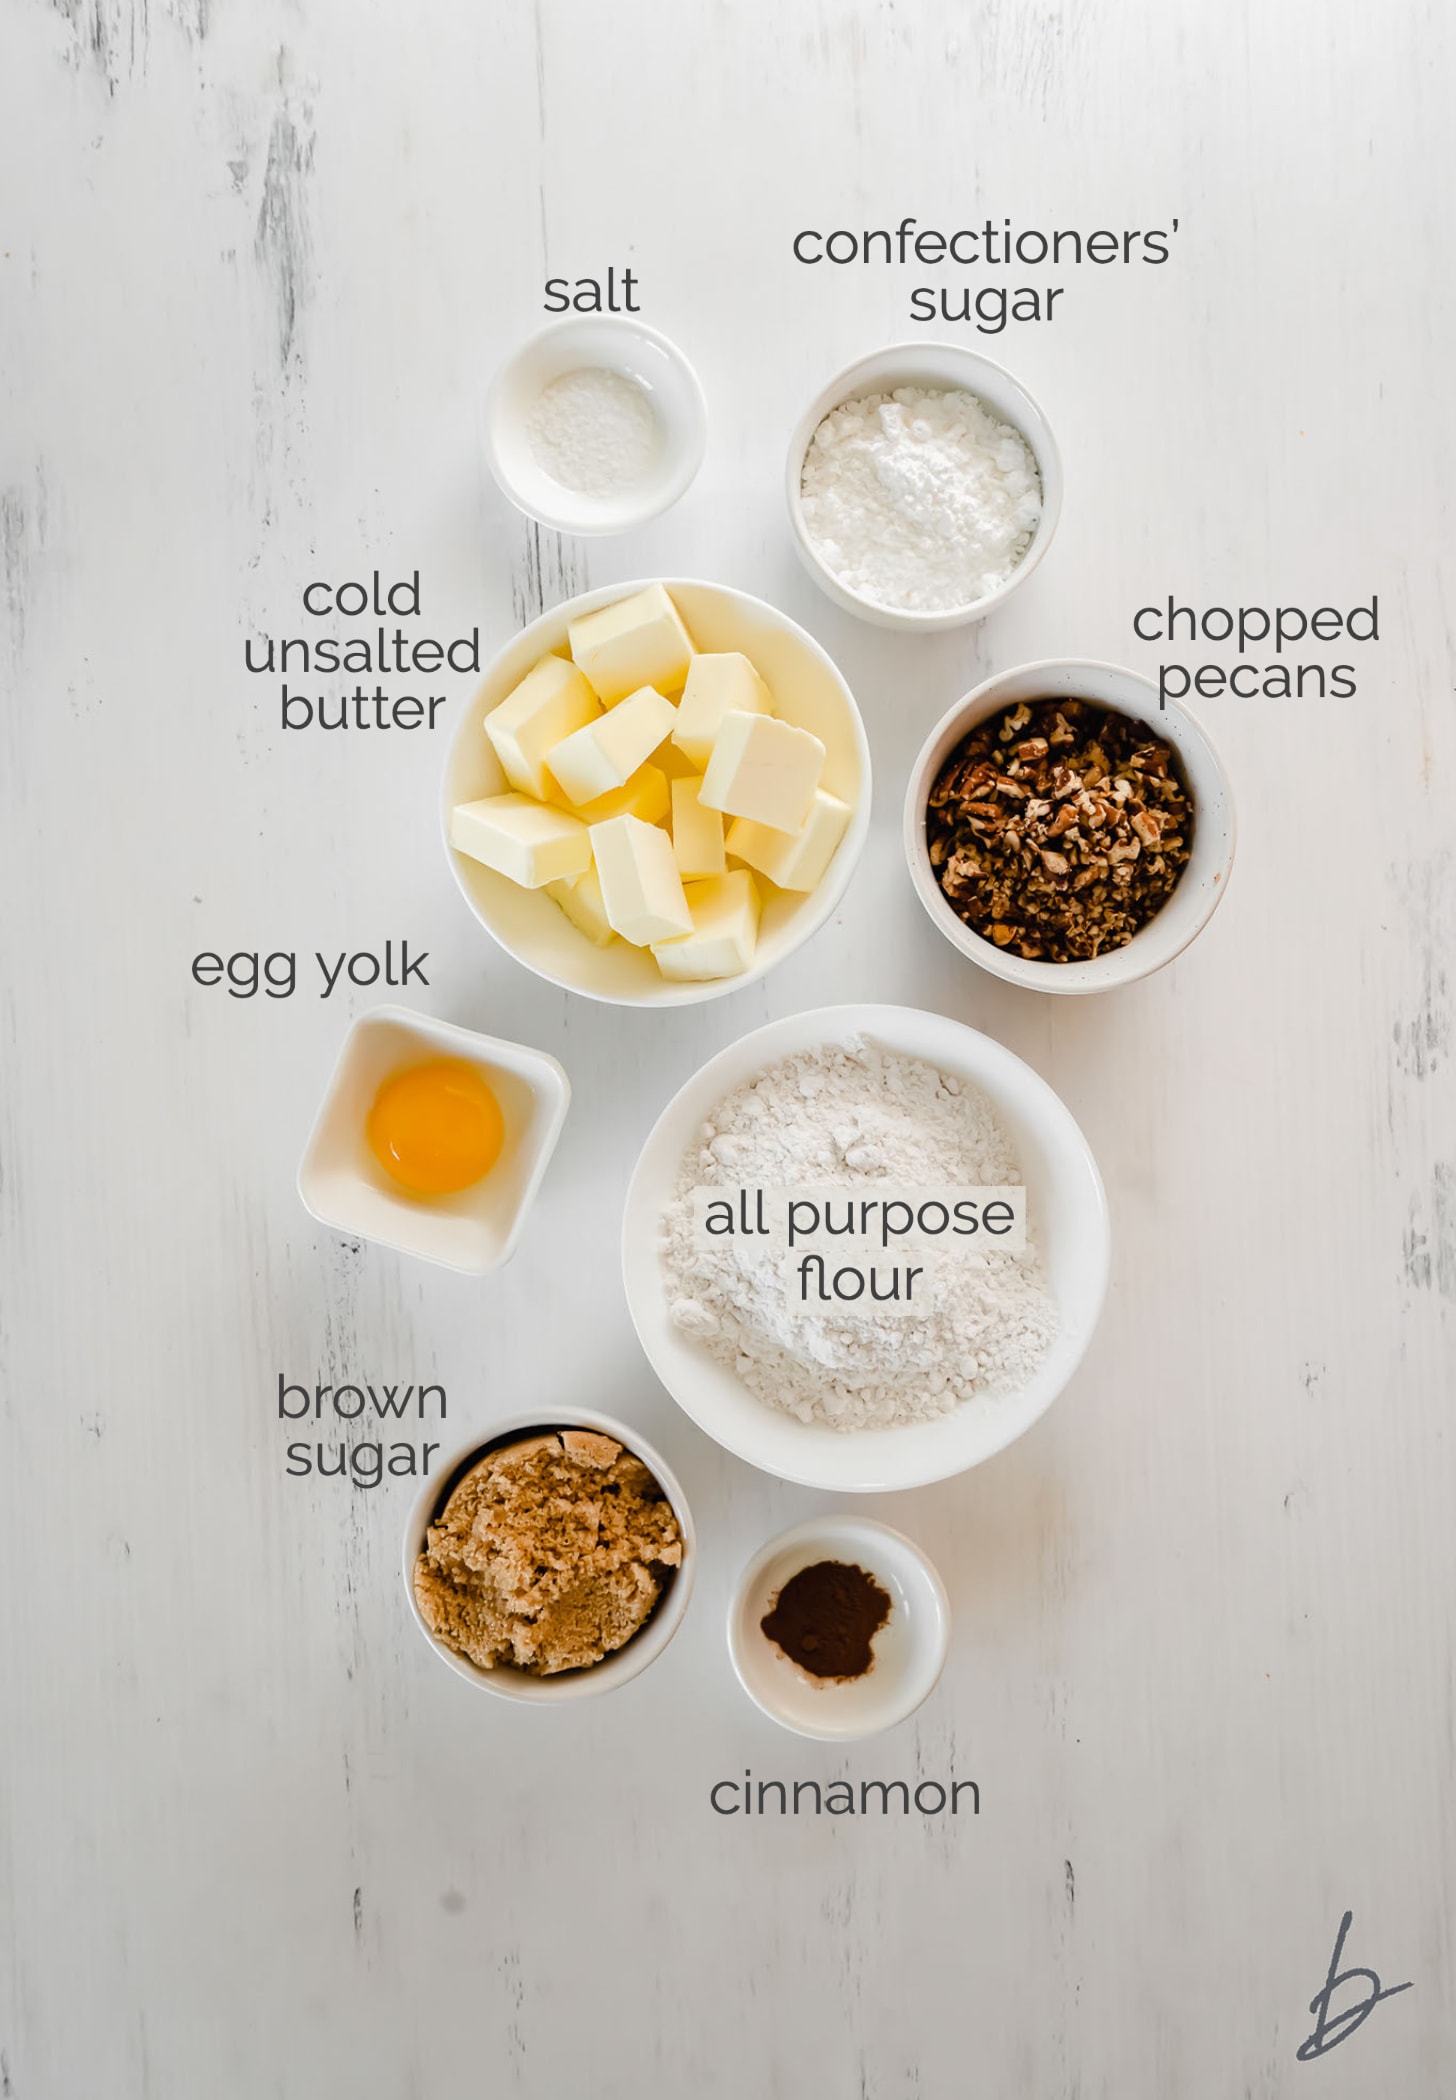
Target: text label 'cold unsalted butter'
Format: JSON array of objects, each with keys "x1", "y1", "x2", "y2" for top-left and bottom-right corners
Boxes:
[{"x1": 243, "y1": 571, "x2": 481, "y2": 732}]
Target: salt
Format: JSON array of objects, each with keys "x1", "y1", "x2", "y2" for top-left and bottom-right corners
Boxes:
[
  {"x1": 526, "y1": 366, "x2": 660, "y2": 495},
  {"x1": 798, "y1": 385, "x2": 1042, "y2": 614}
]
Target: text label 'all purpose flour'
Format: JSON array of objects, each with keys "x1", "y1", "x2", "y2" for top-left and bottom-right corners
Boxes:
[{"x1": 691, "y1": 1183, "x2": 1027, "y2": 1315}]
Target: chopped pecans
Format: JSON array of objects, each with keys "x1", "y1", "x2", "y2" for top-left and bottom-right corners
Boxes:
[{"x1": 926, "y1": 698, "x2": 1194, "y2": 962}]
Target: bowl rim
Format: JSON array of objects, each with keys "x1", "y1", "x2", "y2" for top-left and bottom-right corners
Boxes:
[
  {"x1": 621, "y1": 1001, "x2": 1110, "y2": 1492},
  {"x1": 485, "y1": 315, "x2": 707, "y2": 535},
  {"x1": 401, "y1": 1410, "x2": 697, "y2": 1701},
  {"x1": 726, "y1": 1514, "x2": 952, "y2": 1740},
  {"x1": 902, "y1": 658, "x2": 1238, "y2": 994},
  {"x1": 295, "y1": 1003, "x2": 571, "y2": 1274},
  {"x1": 441, "y1": 575, "x2": 873, "y2": 1008},
  {"x1": 784, "y1": 339, "x2": 1064, "y2": 632}
]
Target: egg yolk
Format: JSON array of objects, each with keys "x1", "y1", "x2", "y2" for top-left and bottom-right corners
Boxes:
[{"x1": 366, "y1": 1059, "x2": 504, "y2": 1197}]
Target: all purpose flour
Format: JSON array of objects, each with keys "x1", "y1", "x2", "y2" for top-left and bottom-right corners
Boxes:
[
  {"x1": 798, "y1": 385, "x2": 1042, "y2": 614},
  {"x1": 660, "y1": 1038, "x2": 1057, "y2": 1431}
]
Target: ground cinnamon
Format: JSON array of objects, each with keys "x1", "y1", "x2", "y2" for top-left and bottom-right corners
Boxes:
[{"x1": 760, "y1": 1560, "x2": 891, "y2": 1681}]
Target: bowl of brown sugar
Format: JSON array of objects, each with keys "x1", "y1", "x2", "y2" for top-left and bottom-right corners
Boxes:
[
  {"x1": 728, "y1": 1516, "x2": 950, "y2": 1740},
  {"x1": 404, "y1": 1412, "x2": 695, "y2": 1701},
  {"x1": 904, "y1": 659, "x2": 1236, "y2": 993}
]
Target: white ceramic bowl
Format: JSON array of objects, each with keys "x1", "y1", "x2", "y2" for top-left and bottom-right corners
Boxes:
[
  {"x1": 904, "y1": 659, "x2": 1237, "y2": 994},
  {"x1": 486, "y1": 318, "x2": 707, "y2": 535},
  {"x1": 622, "y1": 1004, "x2": 1109, "y2": 1492},
  {"x1": 729, "y1": 1516, "x2": 950, "y2": 1740},
  {"x1": 785, "y1": 341, "x2": 1063, "y2": 632},
  {"x1": 297, "y1": 1005, "x2": 569, "y2": 1274},
  {"x1": 443, "y1": 578, "x2": 871, "y2": 1007},
  {"x1": 402, "y1": 1412, "x2": 696, "y2": 1702}
]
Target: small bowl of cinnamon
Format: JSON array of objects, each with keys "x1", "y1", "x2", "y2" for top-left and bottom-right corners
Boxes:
[{"x1": 728, "y1": 1516, "x2": 950, "y2": 1740}]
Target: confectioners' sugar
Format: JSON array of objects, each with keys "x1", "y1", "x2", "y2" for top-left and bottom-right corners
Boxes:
[
  {"x1": 659, "y1": 1038, "x2": 1057, "y2": 1431},
  {"x1": 797, "y1": 386, "x2": 1041, "y2": 613},
  {"x1": 527, "y1": 366, "x2": 659, "y2": 494}
]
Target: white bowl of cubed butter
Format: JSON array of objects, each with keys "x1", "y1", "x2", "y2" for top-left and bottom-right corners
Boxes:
[{"x1": 442, "y1": 580, "x2": 871, "y2": 1005}]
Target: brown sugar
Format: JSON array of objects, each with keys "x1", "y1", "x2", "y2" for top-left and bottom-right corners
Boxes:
[{"x1": 413, "y1": 1430, "x2": 683, "y2": 1676}]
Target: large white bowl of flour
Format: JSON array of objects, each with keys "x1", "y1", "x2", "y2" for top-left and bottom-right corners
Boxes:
[{"x1": 622, "y1": 1004, "x2": 1109, "y2": 1491}]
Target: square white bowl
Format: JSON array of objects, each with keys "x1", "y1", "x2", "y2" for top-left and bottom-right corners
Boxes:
[{"x1": 297, "y1": 1005, "x2": 569, "y2": 1274}]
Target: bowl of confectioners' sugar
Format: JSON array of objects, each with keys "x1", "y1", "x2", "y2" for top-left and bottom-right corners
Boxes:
[
  {"x1": 786, "y1": 344, "x2": 1063, "y2": 631},
  {"x1": 486, "y1": 317, "x2": 707, "y2": 534},
  {"x1": 622, "y1": 1005, "x2": 1108, "y2": 1492}
]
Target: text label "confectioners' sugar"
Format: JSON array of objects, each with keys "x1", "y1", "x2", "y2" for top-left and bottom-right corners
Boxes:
[{"x1": 792, "y1": 216, "x2": 1182, "y2": 331}]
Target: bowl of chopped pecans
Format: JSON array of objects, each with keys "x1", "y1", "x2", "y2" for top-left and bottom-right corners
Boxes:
[{"x1": 904, "y1": 661, "x2": 1236, "y2": 993}]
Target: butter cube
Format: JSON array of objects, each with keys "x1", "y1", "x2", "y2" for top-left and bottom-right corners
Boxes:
[
  {"x1": 450, "y1": 794, "x2": 591, "y2": 888},
  {"x1": 672, "y1": 652, "x2": 773, "y2": 769},
  {"x1": 545, "y1": 864, "x2": 616, "y2": 948},
  {"x1": 699, "y1": 711, "x2": 826, "y2": 833},
  {"x1": 550, "y1": 762, "x2": 670, "y2": 828},
  {"x1": 590, "y1": 814, "x2": 692, "y2": 945},
  {"x1": 484, "y1": 653, "x2": 601, "y2": 800},
  {"x1": 670, "y1": 775, "x2": 726, "y2": 879},
  {"x1": 726, "y1": 789, "x2": 852, "y2": 892},
  {"x1": 655, "y1": 739, "x2": 701, "y2": 781},
  {"x1": 546, "y1": 686, "x2": 677, "y2": 807},
  {"x1": 568, "y1": 584, "x2": 696, "y2": 704},
  {"x1": 652, "y1": 871, "x2": 761, "y2": 982}
]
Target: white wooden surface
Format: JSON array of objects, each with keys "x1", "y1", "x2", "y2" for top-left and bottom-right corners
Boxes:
[{"x1": 3, "y1": 2, "x2": 1454, "y2": 2093}]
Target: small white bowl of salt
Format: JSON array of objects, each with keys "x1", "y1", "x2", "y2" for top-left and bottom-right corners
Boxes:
[{"x1": 487, "y1": 316, "x2": 707, "y2": 535}]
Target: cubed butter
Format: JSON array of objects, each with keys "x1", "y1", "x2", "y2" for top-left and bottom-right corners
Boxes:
[
  {"x1": 450, "y1": 794, "x2": 591, "y2": 889},
  {"x1": 483, "y1": 653, "x2": 601, "y2": 800},
  {"x1": 590, "y1": 814, "x2": 692, "y2": 945},
  {"x1": 726, "y1": 788, "x2": 852, "y2": 892},
  {"x1": 568, "y1": 584, "x2": 696, "y2": 704},
  {"x1": 654, "y1": 739, "x2": 701, "y2": 781},
  {"x1": 545, "y1": 864, "x2": 616, "y2": 948},
  {"x1": 670, "y1": 775, "x2": 726, "y2": 879},
  {"x1": 672, "y1": 652, "x2": 773, "y2": 769},
  {"x1": 699, "y1": 710, "x2": 826, "y2": 833},
  {"x1": 651, "y1": 870, "x2": 761, "y2": 982},
  {"x1": 548, "y1": 761, "x2": 670, "y2": 827},
  {"x1": 545, "y1": 686, "x2": 678, "y2": 807}
]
